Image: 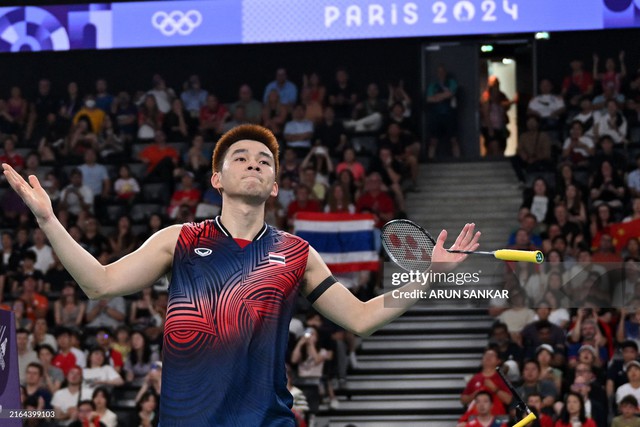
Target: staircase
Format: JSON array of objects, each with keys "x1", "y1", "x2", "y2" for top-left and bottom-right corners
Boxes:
[{"x1": 316, "y1": 161, "x2": 522, "y2": 427}]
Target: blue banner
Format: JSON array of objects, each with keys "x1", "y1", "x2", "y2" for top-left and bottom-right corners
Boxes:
[{"x1": 0, "y1": 0, "x2": 638, "y2": 52}]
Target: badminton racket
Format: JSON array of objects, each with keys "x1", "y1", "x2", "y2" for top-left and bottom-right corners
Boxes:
[
  {"x1": 381, "y1": 219, "x2": 543, "y2": 272},
  {"x1": 495, "y1": 367, "x2": 537, "y2": 427}
]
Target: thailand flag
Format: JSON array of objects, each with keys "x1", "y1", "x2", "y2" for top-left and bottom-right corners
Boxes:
[{"x1": 293, "y1": 212, "x2": 379, "y2": 273}]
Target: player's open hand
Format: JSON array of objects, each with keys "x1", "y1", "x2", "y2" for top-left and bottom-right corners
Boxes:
[
  {"x1": 2, "y1": 163, "x2": 54, "y2": 223},
  {"x1": 431, "y1": 223, "x2": 480, "y2": 272}
]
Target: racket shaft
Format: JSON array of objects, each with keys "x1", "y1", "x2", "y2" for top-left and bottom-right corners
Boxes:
[{"x1": 512, "y1": 412, "x2": 537, "y2": 427}]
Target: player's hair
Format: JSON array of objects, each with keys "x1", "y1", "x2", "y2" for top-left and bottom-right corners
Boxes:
[{"x1": 212, "y1": 124, "x2": 279, "y2": 176}]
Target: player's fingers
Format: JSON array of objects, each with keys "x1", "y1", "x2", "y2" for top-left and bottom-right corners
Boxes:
[
  {"x1": 451, "y1": 223, "x2": 472, "y2": 249},
  {"x1": 436, "y1": 229, "x2": 448, "y2": 248}
]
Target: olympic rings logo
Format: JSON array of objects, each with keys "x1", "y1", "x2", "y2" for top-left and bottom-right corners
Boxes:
[{"x1": 151, "y1": 10, "x2": 203, "y2": 36}]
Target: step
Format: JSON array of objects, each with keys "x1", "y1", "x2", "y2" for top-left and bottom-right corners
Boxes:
[
  {"x1": 324, "y1": 396, "x2": 462, "y2": 415},
  {"x1": 317, "y1": 414, "x2": 459, "y2": 427},
  {"x1": 353, "y1": 357, "x2": 480, "y2": 374},
  {"x1": 339, "y1": 373, "x2": 466, "y2": 395},
  {"x1": 375, "y1": 319, "x2": 493, "y2": 334},
  {"x1": 360, "y1": 336, "x2": 487, "y2": 354}
]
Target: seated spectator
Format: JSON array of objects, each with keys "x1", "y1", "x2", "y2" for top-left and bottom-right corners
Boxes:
[
  {"x1": 336, "y1": 147, "x2": 366, "y2": 187},
  {"x1": 612, "y1": 395, "x2": 640, "y2": 427},
  {"x1": 511, "y1": 116, "x2": 553, "y2": 184},
  {"x1": 607, "y1": 340, "x2": 639, "y2": 400},
  {"x1": 459, "y1": 346, "x2": 512, "y2": 421},
  {"x1": 137, "y1": 130, "x2": 179, "y2": 184},
  {"x1": 180, "y1": 75, "x2": 208, "y2": 118},
  {"x1": 515, "y1": 360, "x2": 557, "y2": 409},
  {"x1": 0, "y1": 135, "x2": 24, "y2": 172},
  {"x1": 24, "y1": 362, "x2": 53, "y2": 409},
  {"x1": 557, "y1": 184, "x2": 588, "y2": 229},
  {"x1": 85, "y1": 295, "x2": 126, "y2": 332},
  {"x1": 112, "y1": 326, "x2": 131, "y2": 362},
  {"x1": 488, "y1": 322, "x2": 523, "y2": 368},
  {"x1": 567, "y1": 314, "x2": 609, "y2": 368},
  {"x1": 526, "y1": 393, "x2": 553, "y2": 427},
  {"x1": 592, "y1": 135, "x2": 628, "y2": 179},
  {"x1": 81, "y1": 217, "x2": 110, "y2": 258},
  {"x1": 163, "y1": 98, "x2": 190, "y2": 142},
  {"x1": 387, "y1": 101, "x2": 416, "y2": 136},
  {"x1": 571, "y1": 363, "x2": 607, "y2": 420},
  {"x1": 521, "y1": 308, "x2": 567, "y2": 362},
  {"x1": 262, "y1": 68, "x2": 298, "y2": 107},
  {"x1": 299, "y1": 166, "x2": 327, "y2": 202},
  {"x1": 221, "y1": 104, "x2": 251, "y2": 134},
  {"x1": 628, "y1": 155, "x2": 640, "y2": 199},
  {"x1": 94, "y1": 328, "x2": 123, "y2": 374},
  {"x1": 199, "y1": 94, "x2": 228, "y2": 140},
  {"x1": 496, "y1": 288, "x2": 535, "y2": 345},
  {"x1": 18, "y1": 328, "x2": 39, "y2": 383},
  {"x1": 92, "y1": 387, "x2": 117, "y2": 427},
  {"x1": 73, "y1": 96, "x2": 106, "y2": 135},
  {"x1": 53, "y1": 329, "x2": 79, "y2": 376},
  {"x1": 314, "y1": 106, "x2": 348, "y2": 157},
  {"x1": 229, "y1": 84, "x2": 262, "y2": 124},
  {"x1": 59, "y1": 168, "x2": 94, "y2": 216},
  {"x1": 524, "y1": 177, "x2": 555, "y2": 226},
  {"x1": 327, "y1": 67, "x2": 358, "y2": 120},
  {"x1": 356, "y1": 172, "x2": 395, "y2": 229},
  {"x1": 300, "y1": 72, "x2": 325, "y2": 124},
  {"x1": 590, "y1": 204, "x2": 615, "y2": 245},
  {"x1": 591, "y1": 232, "x2": 622, "y2": 264},
  {"x1": 379, "y1": 122, "x2": 419, "y2": 189},
  {"x1": 286, "y1": 184, "x2": 321, "y2": 230},
  {"x1": 134, "y1": 363, "x2": 162, "y2": 403},
  {"x1": 566, "y1": 381, "x2": 604, "y2": 427},
  {"x1": 68, "y1": 400, "x2": 107, "y2": 427},
  {"x1": 167, "y1": 172, "x2": 201, "y2": 219},
  {"x1": 594, "y1": 99, "x2": 628, "y2": 145},
  {"x1": 132, "y1": 391, "x2": 159, "y2": 427},
  {"x1": 284, "y1": 103, "x2": 314, "y2": 155},
  {"x1": 458, "y1": 391, "x2": 507, "y2": 427},
  {"x1": 368, "y1": 146, "x2": 406, "y2": 213},
  {"x1": 184, "y1": 134, "x2": 212, "y2": 178},
  {"x1": 551, "y1": 204, "x2": 582, "y2": 245},
  {"x1": 345, "y1": 83, "x2": 386, "y2": 133},
  {"x1": 124, "y1": 331, "x2": 159, "y2": 387},
  {"x1": 561, "y1": 121, "x2": 594, "y2": 169},
  {"x1": 554, "y1": 392, "x2": 596, "y2": 427},
  {"x1": 527, "y1": 79, "x2": 565, "y2": 132},
  {"x1": 508, "y1": 211, "x2": 542, "y2": 248},
  {"x1": 144, "y1": 74, "x2": 175, "y2": 114},
  {"x1": 53, "y1": 368, "x2": 93, "y2": 426},
  {"x1": 19, "y1": 276, "x2": 48, "y2": 322},
  {"x1": 29, "y1": 318, "x2": 57, "y2": 353},
  {"x1": 300, "y1": 146, "x2": 333, "y2": 193},
  {"x1": 82, "y1": 347, "x2": 124, "y2": 396},
  {"x1": 29, "y1": 228, "x2": 54, "y2": 275},
  {"x1": 111, "y1": 91, "x2": 138, "y2": 142},
  {"x1": 535, "y1": 344, "x2": 563, "y2": 393},
  {"x1": 137, "y1": 94, "x2": 164, "y2": 141},
  {"x1": 262, "y1": 89, "x2": 288, "y2": 139},
  {"x1": 108, "y1": 216, "x2": 137, "y2": 260},
  {"x1": 623, "y1": 197, "x2": 640, "y2": 223},
  {"x1": 54, "y1": 283, "x2": 86, "y2": 330},
  {"x1": 325, "y1": 183, "x2": 355, "y2": 214},
  {"x1": 562, "y1": 60, "x2": 594, "y2": 114},
  {"x1": 113, "y1": 164, "x2": 140, "y2": 202},
  {"x1": 37, "y1": 343, "x2": 64, "y2": 395}
]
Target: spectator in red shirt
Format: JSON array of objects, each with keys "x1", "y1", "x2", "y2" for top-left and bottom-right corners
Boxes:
[
  {"x1": 459, "y1": 346, "x2": 512, "y2": 422},
  {"x1": 356, "y1": 172, "x2": 395, "y2": 228},
  {"x1": 53, "y1": 328, "x2": 78, "y2": 376},
  {"x1": 20, "y1": 275, "x2": 48, "y2": 322},
  {"x1": 527, "y1": 393, "x2": 554, "y2": 427},
  {"x1": 562, "y1": 60, "x2": 595, "y2": 114},
  {"x1": 138, "y1": 130, "x2": 179, "y2": 185},
  {"x1": 168, "y1": 172, "x2": 202, "y2": 218},
  {"x1": 95, "y1": 328, "x2": 124, "y2": 374},
  {"x1": 286, "y1": 184, "x2": 321, "y2": 230},
  {"x1": 458, "y1": 391, "x2": 507, "y2": 427},
  {"x1": 0, "y1": 135, "x2": 24, "y2": 172},
  {"x1": 199, "y1": 94, "x2": 229, "y2": 141},
  {"x1": 335, "y1": 147, "x2": 365, "y2": 186}
]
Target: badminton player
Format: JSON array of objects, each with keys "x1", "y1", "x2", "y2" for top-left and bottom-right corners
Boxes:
[{"x1": 2, "y1": 124, "x2": 480, "y2": 426}]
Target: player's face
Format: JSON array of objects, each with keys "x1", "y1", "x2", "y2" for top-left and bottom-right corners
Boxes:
[{"x1": 213, "y1": 139, "x2": 278, "y2": 205}]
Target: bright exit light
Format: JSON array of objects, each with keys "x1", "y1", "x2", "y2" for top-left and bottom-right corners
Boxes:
[
  {"x1": 535, "y1": 32, "x2": 550, "y2": 40},
  {"x1": 481, "y1": 45, "x2": 494, "y2": 53}
]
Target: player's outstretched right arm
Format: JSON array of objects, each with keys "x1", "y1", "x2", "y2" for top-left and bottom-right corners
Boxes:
[{"x1": 2, "y1": 163, "x2": 178, "y2": 299}]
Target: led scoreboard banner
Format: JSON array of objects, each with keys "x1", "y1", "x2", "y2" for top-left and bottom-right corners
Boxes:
[{"x1": 0, "y1": 0, "x2": 639, "y2": 52}]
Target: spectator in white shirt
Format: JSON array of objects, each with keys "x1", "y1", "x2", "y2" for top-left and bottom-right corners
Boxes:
[
  {"x1": 284, "y1": 103, "x2": 314, "y2": 154},
  {"x1": 528, "y1": 79, "x2": 565, "y2": 131},
  {"x1": 594, "y1": 99, "x2": 628, "y2": 144}
]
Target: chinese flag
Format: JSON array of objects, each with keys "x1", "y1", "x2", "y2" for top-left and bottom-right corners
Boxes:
[{"x1": 610, "y1": 219, "x2": 640, "y2": 252}]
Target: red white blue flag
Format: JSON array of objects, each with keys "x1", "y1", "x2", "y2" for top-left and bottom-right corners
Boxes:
[{"x1": 293, "y1": 212, "x2": 379, "y2": 273}]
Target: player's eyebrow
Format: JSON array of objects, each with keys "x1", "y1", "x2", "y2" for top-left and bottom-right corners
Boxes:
[{"x1": 230, "y1": 148, "x2": 273, "y2": 161}]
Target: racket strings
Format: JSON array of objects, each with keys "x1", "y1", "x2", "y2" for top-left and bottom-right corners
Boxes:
[{"x1": 381, "y1": 221, "x2": 435, "y2": 272}]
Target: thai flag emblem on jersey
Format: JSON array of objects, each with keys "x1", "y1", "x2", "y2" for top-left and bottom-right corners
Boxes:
[{"x1": 269, "y1": 252, "x2": 286, "y2": 265}]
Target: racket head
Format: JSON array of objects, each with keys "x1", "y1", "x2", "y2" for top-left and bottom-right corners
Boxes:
[{"x1": 381, "y1": 219, "x2": 437, "y2": 272}]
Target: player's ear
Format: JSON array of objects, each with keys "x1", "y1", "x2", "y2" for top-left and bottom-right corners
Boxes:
[
  {"x1": 211, "y1": 171, "x2": 222, "y2": 191},
  {"x1": 270, "y1": 181, "x2": 278, "y2": 198}
]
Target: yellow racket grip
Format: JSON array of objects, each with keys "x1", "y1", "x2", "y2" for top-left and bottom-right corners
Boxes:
[
  {"x1": 494, "y1": 249, "x2": 544, "y2": 264},
  {"x1": 512, "y1": 412, "x2": 537, "y2": 427}
]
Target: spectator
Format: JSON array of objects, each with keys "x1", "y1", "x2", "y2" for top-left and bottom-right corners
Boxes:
[
  {"x1": 144, "y1": 74, "x2": 175, "y2": 114},
  {"x1": 612, "y1": 395, "x2": 640, "y2": 427},
  {"x1": 368, "y1": 146, "x2": 406, "y2": 213},
  {"x1": 52, "y1": 328, "x2": 79, "y2": 376},
  {"x1": 24, "y1": 362, "x2": 53, "y2": 409},
  {"x1": 80, "y1": 216, "x2": 110, "y2": 258},
  {"x1": 627, "y1": 154, "x2": 640, "y2": 198},
  {"x1": 134, "y1": 363, "x2": 162, "y2": 403},
  {"x1": 346, "y1": 83, "x2": 386, "y2": 133},
  {"x1": 607, "y1": 340, "x2": 639, "y2": 400},
  {"x1": 511, "y1": 116, "x2": 553, "y2": 185},
  {"x1": 0, "y1": 135, "x2": 24, "y2": 171},
  {"x1": 590, "y1": 159, "x2": 626, "y2": 210},
  {"x1": 286, "y1": 184, "x2": 321, "y2": 229},
  {"x1": 163, "y1": 98, "x2": 190, "y2": 142},
  {"x1": 82, "y1": 347, "x2": 124, "y2": 396},
  {"x1": 263, "y1": 68, "x2": 298, "y2": 106},
  {"x1": 328, "y1": 67, "x2": 358, "y2": 120},
  {"x1": 459, "y1": 346, "x2": 512, "y2": 420},
  {"x1": 527, "y1": 79, "x2": 565, "y2": 132},
  {"x1": 561, "y1": 60, "x2": 595, "y2": 114},
  {"x1": 284, "y1": 103, "x2": 314, "y2": 155},
  {"x1": 535, "y1": 344, "x2": 563, "y2": 393},
  {"x1": 85, "y1": 295, "x2": 126, "y2": 331},
  {"x1": 300, "y1": 146, "x2": 333, "y2": 192},
  {"x1": 180, "y1": 75, "x2": 208, "y2": 118},
  {"x1": 7, "y1": 85, "x2": 28, "y2": 126},
  {"x1": 285, "y1": 364, "x2": 309, "y2": 426},
  {"x1": 94, "y1": 328, "x2": 124, "y2": 374},
  {"x1": 261, "y1": 89, "x2": 288, "y2": 139},
  {"x1": 79, "y1": 148, "x2": 111, "y2": 209},
  {"x1": 558, "y1": 184, "x2": 588, "y2": 229},
  {"x1": 336, "y1": 147, "x2": 366, "y2": 187},
  {"x1": 291, "y1": 326, "x2": 334, "y2": 413},
  {"x1": 229, "y1": 84, "x2": 262, "y2": 124},
  {"x1": 593, "y1": 51, "x2": 627, "y2": 95},
  {"x1": 480, "y1": 76, "x2": 513, "y2": 156},
  {"x1": 68, "y1": 400, "x2": 107, "y2": 427},
  {"x1": 554, "y1": 391, "x2": 597, "y2": 427},
  {"x1": 379, "y1": 122, "x2": 419, "y2": 190},
  {"x1": 198, "y1": 94, "x2": 229, "y2": 140},
  {"x1": 488, "y1": 322, "x2": 523, "y2": 368},
  {"x1": 356, "y1": 172, "x2": 395, "y2": 228},
  {"x1": 52, "y1": 366, "x2": 93, "y2": 426},
  {"x1": 137, "y1": 130, "x2": 179, "y2": 184},
  {"x1": 324, "y1": 183, "x2": 355, "y2": 214},
  {"x1": 167, "y1": 172, "x2": 201, "y2": 219},
  {"x1": 459, "y1": 391, "x2": 507, "y2": 427},
  {"x1": 73, "y1": 96, "x2": 106, "y2": 135},
  {"x1": 594, "y1": 99, "x2": 628, "y2": 145},
  {"x1": 113, "y1": 164, "x2": 140, "y2": 202},
  {"x1": 108, "y1": 215, "x2": 137, "y2": 260},
  {"x1": 20, "y1": 275, "x2": 48, "y2": 321},
  {"x1": 521, "y1": 310, "x2": 567, "y2": 363},
  {"x1": 59, "y1": 168, "x2": 94, "y2": 216},
  {"x1": 567, "y1": 314, "x2": 608, "y2": 367},
  {"x1": 514, "y1": 360, "x2": 557, "y2": 409},
  {"x1": 27, "y1": 79, "x2": 57, "y2": 141},
  {"x1": 132, "y1": 391, "x2": 159, "y2": 427},
  {"x1": 28, "y1": 228, "x2": 55, "y2": 279},
  {"x1": 561, "y1": 121, "x2": 594, "y2": 169},
  {"x1": 94, "y1": 79, "x2": 114, "y2": 113},
  {"x1": 425, "y1": 65, "x2": 460, "y2": 159},
  {"x1": 623, "y1": 197, "x2": 640, "y2": 223},
  {"x1": 37, "y1": 344, "x2": 64, "y2": 394},
  {"x1": 526, "y1": 393, "x2": 553, "y2": 427},
  {"x1": 313, "y1": 106, "x2": 348, "y2": 157},
  {"x1": 29, "y1": 318, "x2": 57, "y2": 352},
  {"x1": 496, "y1": 288, "x2": 535, "y2": 344},
  {"x1": 17, "y1": 328, "x2": 39, "y2": 384},
  {"x1": 54, "y1": 283, "x2": 86, "y2": 330},
  {"x1": 137, "y1": 94, "x2": 164, "y2": 140},
  {"x1": 112, "y1": 326, "x2": 131, "y2": 362},
  {"x1": 617, "y1": 359, "x2": 640, "y2": 404},
  {"x1": 569, "y1": 373, "x2": 607, "y2": 426},
  {"x1": 301, "y1": 72, "x2": 325, "y2": 124},
  {"x1": 592, "y1": 135, "x2": 627, "y2": 178},
  {"x1": 221, "y1": 104, "x2": 251, "y2": 134},
  {"x1": 111, "y1": 91, "x2": 137, "y2": 142},
  {"x1": 92, "y1": 387, "x2": 118, "y2": 427},
  {"x1": 124, "y1": 331, "x2": 160, "y2": 387},
  {"x1": 523, "y1": 178, "x2": 555, "y2": 226},
  {"x1": 551, "y1": 204, "x2": 582, "y2": 245},
  {"x1": 572, "y1": 97, "x2": 596, "y2": 141}
]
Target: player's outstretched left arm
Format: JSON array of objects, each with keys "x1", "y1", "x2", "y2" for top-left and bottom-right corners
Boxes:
[{"x1": 302, "y1": 223, "x2": 480, "y2": 337}]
